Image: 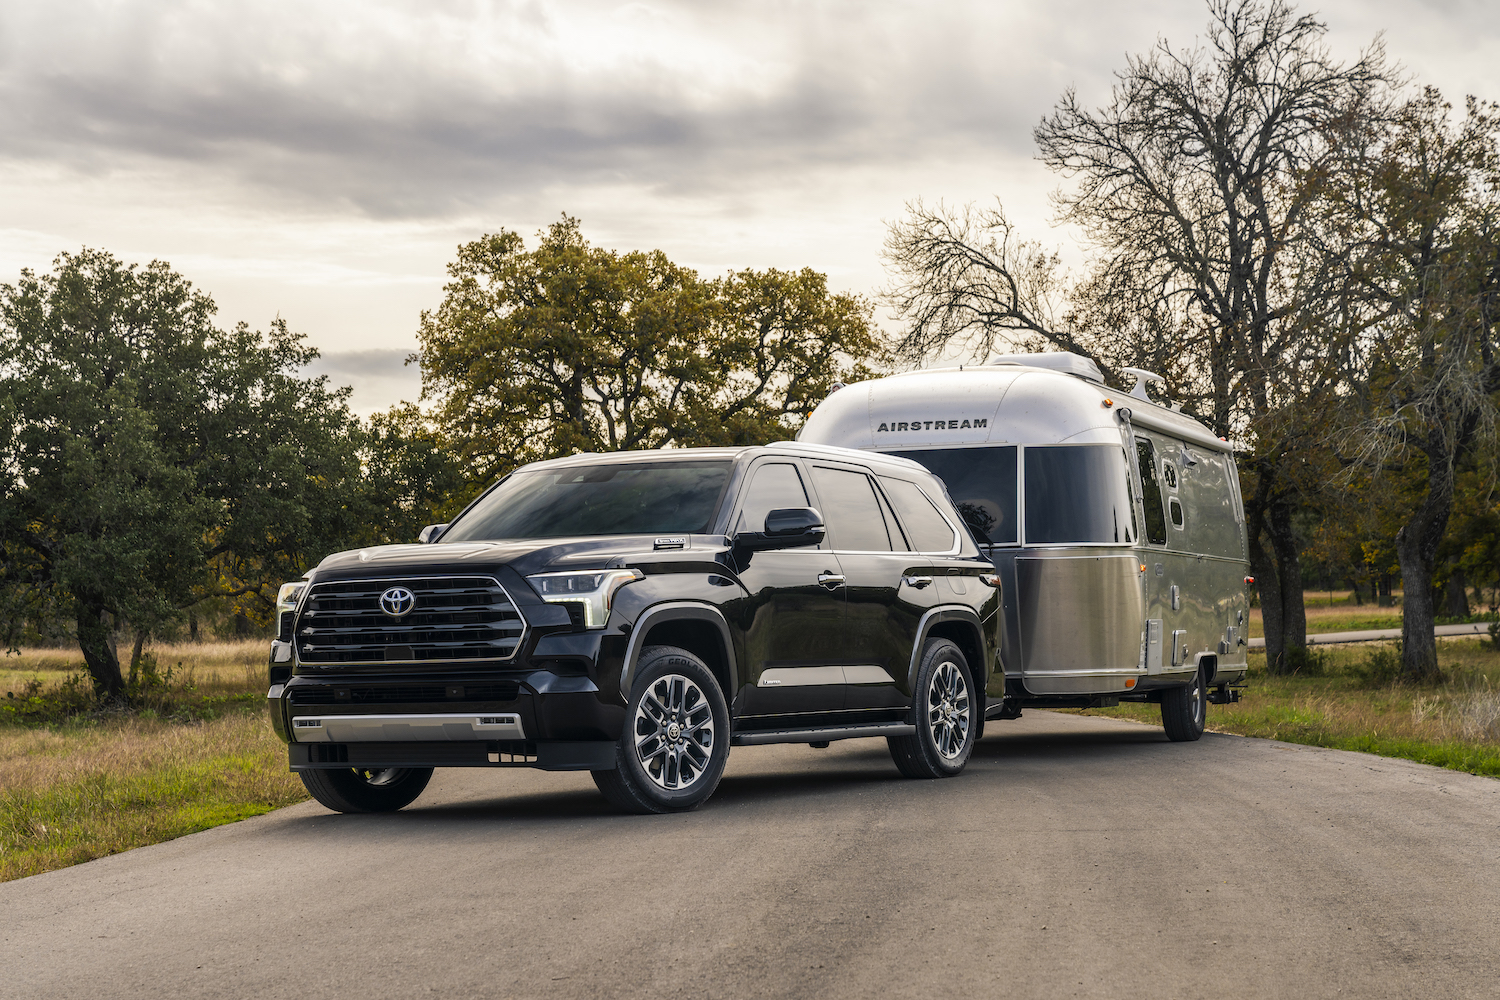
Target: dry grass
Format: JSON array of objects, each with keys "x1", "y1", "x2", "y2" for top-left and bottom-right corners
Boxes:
[
  {"x1": 0, "y1": 639, "x2": 307, "y2": 882},
  {"x1": 1, "y1": 638, "x2": 266, "y2": 699},
  {"x1": 1078, "y1": 638, "x2": 1500, "y2": 777}
]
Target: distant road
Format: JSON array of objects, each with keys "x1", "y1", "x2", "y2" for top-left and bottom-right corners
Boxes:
[
  {"x1": 1249, "y1": 621, "x2": 1491, "y2": 647},
  {"x1": 3, "y1": 711, "x2": 1498, "y2": 999}
]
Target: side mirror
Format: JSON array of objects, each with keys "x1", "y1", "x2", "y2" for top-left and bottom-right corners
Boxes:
[
  {"x1": 418, "y1": 523, "x2": 449, "y2": 544},
  {"x1": 735, "y1": 507, "x2": 826, "y2": 551}
]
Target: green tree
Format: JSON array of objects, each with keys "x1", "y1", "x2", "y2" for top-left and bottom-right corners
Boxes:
[
  {"x1": 1323, "y1": 90, "x2": 1500, "y2": 680},
  {"x1": 0, "y1": 249, "x2": 366, "y2": 697},
  {"x1": 417, "y1": 216, "x2": 887, "y2": 482}
]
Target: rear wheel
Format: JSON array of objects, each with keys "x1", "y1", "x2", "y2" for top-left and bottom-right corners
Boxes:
[
  {"x1": 1161, "y1": 668, "x2": 1207, "y2": 741},
  {"x1": 889, "y1": 639, "x2": 976, "y2": 778},
  {"x1": 592, "y1": 645, "x2": 730, "y2": 814},
  {"x1": 299, "y1": 766, "x2": 434, "y2": 813}
]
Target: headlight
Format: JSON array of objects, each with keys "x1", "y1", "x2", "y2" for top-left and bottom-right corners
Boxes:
[
  {"x1": 276, "y1": 582, "x2": 308, "y2": 613},
  {"x1": 274, "y1": 581, "x2": 309, "y2": 647},
  {"x1": 526, "y1": 569, "x2": 643, "y2": 628}
]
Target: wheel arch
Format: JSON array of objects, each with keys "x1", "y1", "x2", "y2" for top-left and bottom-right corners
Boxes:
[
  {"x1": 907, "y1": 606, "x2": 989, "y2": 695},
  {"x1": 622, "y1": 603, "x2": 738, "y2": 703}
]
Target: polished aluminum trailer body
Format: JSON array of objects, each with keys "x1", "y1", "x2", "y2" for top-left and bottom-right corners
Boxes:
[{"x1": 798, "y1": 354, "x2": 1249, "y2": 708}]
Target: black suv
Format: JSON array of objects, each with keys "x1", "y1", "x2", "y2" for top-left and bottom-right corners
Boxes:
[{"x1": 267, "y1": 442, "x2": 1001, "y2": 814}]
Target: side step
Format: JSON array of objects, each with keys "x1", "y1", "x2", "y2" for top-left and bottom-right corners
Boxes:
[{"x1": 732, "y1": 723, "x2": 915, "y2": 746}]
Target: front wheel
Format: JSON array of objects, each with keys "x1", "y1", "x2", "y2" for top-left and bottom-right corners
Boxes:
[
  {"x1": 592, "y1": 645, "x2": 730, "y2": 814},
  {"x1": 299, "y1": 766, "x2": 434, "y2": 813},
  {"x1": 1160, "y1": 668, "x2": 1207, "y2": 741},
  {"x1": 888, "y1": 639, "x2": 976, "y2": 778}
]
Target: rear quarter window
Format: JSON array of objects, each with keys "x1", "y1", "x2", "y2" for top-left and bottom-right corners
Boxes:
[{"x1": 879, "y1": 477, "x2": 958, "y2": 553}]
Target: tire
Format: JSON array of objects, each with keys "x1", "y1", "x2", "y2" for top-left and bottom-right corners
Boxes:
[
  {"x1": 1161, "y1": 667, "x2": 1207, "y2": 742},
  {"x1": 299, "y1": 766, "x2": 434, "y2": 813},
  {"x1": 888, "y1": 639, "x2": 976, "y2": 779},
  {"x1": 592, "y1": 645, "x2": 730, "y2": 814}
]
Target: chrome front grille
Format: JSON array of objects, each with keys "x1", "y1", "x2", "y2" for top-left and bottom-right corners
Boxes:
[{"x1": 295, "y1": 577, "x2": 526, "y2": 666}]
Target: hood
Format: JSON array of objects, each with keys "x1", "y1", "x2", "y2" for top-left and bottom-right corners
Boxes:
[{"x1": 310, "y1": 534, "x2": 726, "y2": 582}]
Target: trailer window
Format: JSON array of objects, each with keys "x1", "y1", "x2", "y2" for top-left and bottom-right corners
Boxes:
[
  {"x1": 1024, "y1": 446, "x2": 1136, "y2": 545},
  {"x1": 1135, "y1": 438, "x2": 1168, "y2": 545},
  {"x1": 886, "y1": 447, "x2": 1018, "y2": 545}
]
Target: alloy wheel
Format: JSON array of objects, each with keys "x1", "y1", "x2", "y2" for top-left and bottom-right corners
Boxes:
[
  {"x1": 633, "y1": 673, "x2": 717, "y2": 790},
  {"x1": 928, "y1": 660, "x2": 971, "y2": 760}
]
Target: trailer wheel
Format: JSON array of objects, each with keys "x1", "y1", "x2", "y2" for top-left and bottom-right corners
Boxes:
[
  {"x1": 300, "y1": 766, "x2": 433, "y2": 813},
  {"x1": 889, "y1": 639, "x2": 976, "y2": 778},
  {"x1": 1160, "y1": 667, "x2": 1207, "y2": 742}
]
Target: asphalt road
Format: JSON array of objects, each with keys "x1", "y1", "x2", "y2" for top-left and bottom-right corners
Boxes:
[{"x1": 4, "y1": 711, "x2": 1499, "y2": 1000}]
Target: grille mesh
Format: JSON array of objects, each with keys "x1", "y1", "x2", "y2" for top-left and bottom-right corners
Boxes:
[{"x1": 295, "y1": 577, "x2": 525, "y2": 666}]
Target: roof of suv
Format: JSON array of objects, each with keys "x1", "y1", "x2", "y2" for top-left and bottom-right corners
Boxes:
[{"x1": 513, "y1": 442, "x2": 932, "y2": 477}]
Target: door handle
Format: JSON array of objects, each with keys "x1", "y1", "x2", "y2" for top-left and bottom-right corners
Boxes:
[
  {"x1": 817, "y1": 571, "x2": 846, "y2": 589},
  {"x1": 901, "y1": 575, "x2": 934, "y2": 589}
]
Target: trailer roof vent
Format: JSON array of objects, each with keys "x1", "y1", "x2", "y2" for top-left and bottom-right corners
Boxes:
[{"x1": 986, "y1": 351, "x2": 1105, "y2": 383}]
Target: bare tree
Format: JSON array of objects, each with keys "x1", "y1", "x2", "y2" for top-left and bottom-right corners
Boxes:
[{"x1": 883, "y1": 0, "x2": 1394, "y2": 670}]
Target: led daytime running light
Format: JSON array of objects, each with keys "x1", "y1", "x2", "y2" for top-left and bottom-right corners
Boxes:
[{"x1": 527, "y1": 569, "x2": 643, "y2": 628}]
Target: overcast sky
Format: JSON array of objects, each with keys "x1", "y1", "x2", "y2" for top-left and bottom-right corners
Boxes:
[{"x1": 2, "y1": 0, "x2": 1496, "y2": 415}]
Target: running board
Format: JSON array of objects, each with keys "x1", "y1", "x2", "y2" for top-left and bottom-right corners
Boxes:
[{"x1": 732, "y1": 723, "x2": 915, "y2": 746}]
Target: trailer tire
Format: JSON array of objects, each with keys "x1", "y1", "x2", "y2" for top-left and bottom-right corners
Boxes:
[
  {"x1": 1161, "y1": 668, "x2": 1207, "y2": 742},
  {"x1": 889, "y1": 639, "x2": 976, "y2": 778}
]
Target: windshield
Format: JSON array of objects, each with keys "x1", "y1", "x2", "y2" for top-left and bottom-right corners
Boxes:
[
  {"x1": 888, "y1": 447, "x2": 1018, "y2": 545},
  {"x1": 440, "y1": 461, "x2": 733, "y2": 541},
  {"x1": 1024, "y1": 445, "x2": 1135, "y2": 545}
]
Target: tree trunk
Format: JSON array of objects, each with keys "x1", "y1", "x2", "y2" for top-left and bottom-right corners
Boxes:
[
  {"x1": 129, "y1": 630, "x2": 147, "y2": 689},
  {"x1": 1395, "y1": 451, "x2": 1455, "y2": 683},
  {"x1": 1247, "y1": 506, "x2": 1285, "y2": 668},
  {"x1": 1264, "y1": 502, "x2": 1308, "y2": 673},
  {"x1": 76, "y1": 599, "x2": 124, "y2": 700},
  {"x1": 1443, "y1": 565, "x2": 1470, "y2": 619}
]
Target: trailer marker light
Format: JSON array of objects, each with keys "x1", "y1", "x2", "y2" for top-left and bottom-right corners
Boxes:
[
  {"x1": 1125, "y1": 678, "x2": 1137, "y2": 689},
  {"x1": 1102, "y1": 398, "x2": 1114, "y2": 407},
  {"x1": 1140, "y1": 564, "x2": 1146, "y2": 572},
  {"x1": 1244, "y1": 576, "x2": 1255, "y2": 585}
]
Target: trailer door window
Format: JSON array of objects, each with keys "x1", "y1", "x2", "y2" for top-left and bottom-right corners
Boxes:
[
  {"x1": 1135, "y1": 438, "x2": 1168, "y2": 545},
  {"x1": 1024, "y1": 446, "x2": 1136, "y2": 545},
  {"x1": 886, "y1": 447, "x2": 1018, "y2": 545}
]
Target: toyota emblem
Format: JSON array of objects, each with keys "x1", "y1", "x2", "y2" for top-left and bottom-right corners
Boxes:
[{"x1": 379, "y1": 586, "x2": 416, "y2": 618}]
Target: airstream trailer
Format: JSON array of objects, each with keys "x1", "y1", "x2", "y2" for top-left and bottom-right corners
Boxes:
[{"x1": 797, "y1": 352, "x2": 1249, "y2": 740}]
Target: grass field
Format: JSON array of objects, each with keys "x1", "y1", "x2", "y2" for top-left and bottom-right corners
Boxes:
[
  {"x1": 0, "y1": 640, "x2": 308, "y2": 882},
  {"x1": 1076, "y1": 638, "x2": 1500, "y2": 776}
]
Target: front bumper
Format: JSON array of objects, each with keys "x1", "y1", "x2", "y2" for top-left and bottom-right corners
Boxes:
[{"x1": 287, "y1": 739, "x2": 617, "y2": 771}]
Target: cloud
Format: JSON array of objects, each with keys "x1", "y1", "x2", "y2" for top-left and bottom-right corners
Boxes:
[
  {"x1": 302, "y1": 347, "x2": 423, "y2": 417},
  {"x1": 0, "y1": 0, "x2": 1111, "y2": 218}
]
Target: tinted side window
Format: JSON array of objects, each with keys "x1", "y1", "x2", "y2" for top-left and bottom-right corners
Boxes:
[
  {"x1": 880, "y1": 477, "x2": 958, "y2": 552},
  {"x1": 734, "y1": 463, "x2": 810, "y2": 534},
  {"x1": 810, "y1": 467, "x2": 892, "y2": 551},
  {"x1": 1135, "y1": 438, "x2": 1168, "y2": 545},
  {"x1": 889, "y1": 446, "x2": 1017, "y2": 544}
]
